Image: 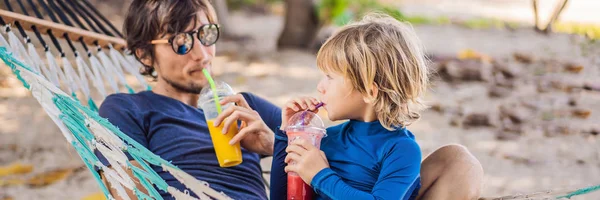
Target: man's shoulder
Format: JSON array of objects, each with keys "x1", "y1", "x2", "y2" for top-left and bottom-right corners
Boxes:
[
  {"x1": 100, "y1": 91, "x2": 155, "y2": 113},
  {"x1": 103, "y1": 91, "x2": 146, "y2": 105}
]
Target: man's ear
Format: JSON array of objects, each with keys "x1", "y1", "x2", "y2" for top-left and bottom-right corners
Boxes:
[
  {"x1": 362, "y1": 83, "x2": 379, "y2": 103},
  {"x1": 136, "y1": 49, "x2": 153, "y2": 67}
]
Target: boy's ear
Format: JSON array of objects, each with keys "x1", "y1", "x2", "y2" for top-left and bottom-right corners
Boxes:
[
  {"x1": 136, "y1": 49, "x2": 153, "y2": 67},
  {"x1": 362, "y1": 83, "x2": 379, "y2": 103}
]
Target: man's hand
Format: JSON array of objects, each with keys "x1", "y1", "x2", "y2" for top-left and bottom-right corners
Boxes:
[{"x1": 213, "y1": 94, "x2": 274, "y2": 156}]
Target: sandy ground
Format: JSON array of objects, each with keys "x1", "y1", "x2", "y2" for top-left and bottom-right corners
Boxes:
[{"x1": 1, "y1": 1, "x2": 600, "y2": 200}]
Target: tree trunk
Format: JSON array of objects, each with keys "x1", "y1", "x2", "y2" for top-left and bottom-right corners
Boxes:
[
  {"x1": 532, "y1": 0, "x2": 541, "y2": 32},
  {"x1": 277, "y1": 0, "x2": 319, "y2": 50},
  {"x1": 542, "y1": 0, "x2": 569, "y2": 33}
]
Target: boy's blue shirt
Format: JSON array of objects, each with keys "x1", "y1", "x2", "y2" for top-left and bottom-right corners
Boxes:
[{"x1": 271, "y1": 120, "x2": 421, "y2": 200}]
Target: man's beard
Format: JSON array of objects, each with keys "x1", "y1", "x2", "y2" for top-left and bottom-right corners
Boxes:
[{"x1": 163, "y1": 76, "x2": 204, "y2": 94}]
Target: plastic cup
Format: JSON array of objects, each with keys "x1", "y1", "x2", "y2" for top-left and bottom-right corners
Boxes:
[
  {"x1": 285, "y1": 111, "x2": 327, "y2": 200},
  {"x1": 199, "y1": 81, "x2": 243, "y2": 167}
]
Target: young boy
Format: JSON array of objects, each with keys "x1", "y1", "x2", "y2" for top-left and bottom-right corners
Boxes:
[{"x1": 273, "y1": 13, "x2": 429, "y2": 200}]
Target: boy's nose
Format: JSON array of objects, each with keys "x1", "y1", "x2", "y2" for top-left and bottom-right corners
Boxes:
[{"x1": 317, "y1": 81, "x2": 325, "y2": 94}]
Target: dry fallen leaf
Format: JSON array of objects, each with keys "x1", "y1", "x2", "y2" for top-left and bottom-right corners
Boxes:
[
  {"x1": 0, "y1": 163, "x2": 33, "y2": 177},
  {"x1": 0, "y1": 178, "x2": 25, "y2": 187},
  {"x1": 26, "y1": 168, "x2": 74, "y2": 187},
  {"x1": 430, "y1": 103, "x2": 443, "y2": 113},
  {"x1": 564, "y1": 63, "x2": 584, "y2": 73},
  {"x1": 496, "y1": 131, "x2": 521, "y2": 141},
  {"x1": 82, "y1": 192, "x2": 107, "y2": 200},
  {"x1": 572, "y1": 109, "x2": 592, "y2": 119},
  {"x1": 502, "y1": 154, "x2": 534, "y2": 165},
  {"x1": 489, "y1": 85, "x2": 512, "y2": 98},
  {"x1": 457, "y1": 49, "x2": 493, "y2": 62},
  {"x1": 462, "y1": 113, "x2": 492, "y2": 128},
  {"x1": 1, "y1": 195, "x2": 14, "y2": 200},
  {"x1": 493, "y1": 60, "x2": 521, "y2": 79},
  {"x1": 440, "y1": 60, "x2": 493, "y2": 82},
  {"x1": 512, "y1": 52, "x2": 535, "y2": 64}
]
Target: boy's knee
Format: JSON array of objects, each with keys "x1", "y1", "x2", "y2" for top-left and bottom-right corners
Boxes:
[
  {"x1": 440, "y1": 144, "x2": 483, "y2": 174},
  {"x1": 437, "y1": 144, "x2": 479, "y2": 165},
  {"x1": 442, "y1": 144, "x2": 484, "y2": 199},
  {"x1": 420, "y1": 144, "x2": 484, "y2": 200}
]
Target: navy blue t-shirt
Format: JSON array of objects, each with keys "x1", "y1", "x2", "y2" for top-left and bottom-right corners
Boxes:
[{"x1": 94, "y1": 91, "x2": 281, "y2": 200}]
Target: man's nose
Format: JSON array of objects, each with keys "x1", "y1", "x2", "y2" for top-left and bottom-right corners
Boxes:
[{"x1": 189, "y1": 40, "x2": 212, "y2": 65}]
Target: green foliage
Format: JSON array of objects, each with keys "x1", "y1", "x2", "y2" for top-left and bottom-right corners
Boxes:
[
  {"x1": 317, "y1": 0, "x2": 351, "y2": 25},
  {"x1": 554, "y1": 22, "x2": 600, "y2": 40},
  {"x1": 316, "y1": 0, "x2": 451, "y2": 26},
  {"x1": 317, "y1": 0, "x2": 408, "y2": 26},
  {"x1": 226, "y1": 0, "x2": 281, "y2": 10}
]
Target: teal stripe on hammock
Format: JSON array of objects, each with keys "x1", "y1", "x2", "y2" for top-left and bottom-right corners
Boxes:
[
  {"x1": 0, "y1": 48, "x2": 31, "y2": 89},
  {"x1": 60, "y1": 95, "x2": 180, "y2": 170},
  {"x1": 72, "y1": 141, "x2": 112, "y2": 200},
  {"x1": 129, "y1": 162, "x2": 166, "y2": 199},
  {"x1": 129, "y1": 152, "x2": 170, "y2": 196},
  {"x1": 59, "y1": 97, "x2": 167, "y2": 198},
  {"x1": 53, "y1": 93, "x2": 182, "y2": 178},
  {"x1": 88, "y1": 98, "x2": 99, "y2": 112},
  {"x1": 0, "y1": 46, "x2": 199, "y2": 199},
  {"x1": 54, "y1": 95, "x2": 169, "y2": 197},
  {"x1": 0, "y1": 47, "x2": 35, "y2": 73},
  {"x1": 126, "y1": 84, "x2": 135, "y2": 94},
  {"x1": 134, "y1": 188, "x2": 156, "y2": 200},
  {"x1": 557, "y1": 184, "x2": 600, "y2": 199}
]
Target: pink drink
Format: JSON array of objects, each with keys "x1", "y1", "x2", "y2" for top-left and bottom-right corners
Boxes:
[{"x1": 286, "y1": 111, "x2": 326, "y2": 200}]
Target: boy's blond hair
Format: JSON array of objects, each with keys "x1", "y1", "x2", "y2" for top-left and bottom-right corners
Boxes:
[{"x1": 316, "y1": 13, "x2": 429, "y2": 130}]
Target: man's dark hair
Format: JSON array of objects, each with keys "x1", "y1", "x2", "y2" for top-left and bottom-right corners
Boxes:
[{"x1": 124, "y1": 0, "x2": 217, "y2": 79}]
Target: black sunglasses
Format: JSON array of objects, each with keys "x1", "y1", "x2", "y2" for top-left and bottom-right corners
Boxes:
[{"x1": 150, "y1": 24, "x2": 220, "y2": 55}]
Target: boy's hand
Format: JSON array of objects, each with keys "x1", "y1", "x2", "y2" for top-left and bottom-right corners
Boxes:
[
  {"x1": 280, "y1": 97, "x2": 321, "y2": 131},
  {"x1": 284, "y1": 138, "x2": 329, "y2": 185}
]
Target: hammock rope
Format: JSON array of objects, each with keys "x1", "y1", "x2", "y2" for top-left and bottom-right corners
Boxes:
[{"x1": 0, "y1": 46, "x2": 231, "y2": 199}]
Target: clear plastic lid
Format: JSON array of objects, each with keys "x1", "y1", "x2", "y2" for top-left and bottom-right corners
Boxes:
[
  {"x1": 285, "y1": 111, "x2": 326, "y2": 135},
  {"x1": 198, "y1": 81, "x2": 236, "y2": 119},
  {"x1": 198, "y1": 81, "x2": 235, "y2": 106}
]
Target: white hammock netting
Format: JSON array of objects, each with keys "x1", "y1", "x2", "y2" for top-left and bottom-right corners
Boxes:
[{"x1": 0, "y1": 24, "x2": 232, "y2": 200}]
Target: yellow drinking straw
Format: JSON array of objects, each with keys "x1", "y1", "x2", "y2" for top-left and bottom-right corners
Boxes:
[{"x1": 202, "y1": 69, "x2": 222, "y2": 113}]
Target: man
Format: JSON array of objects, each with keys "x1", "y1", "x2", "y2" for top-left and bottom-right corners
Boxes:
[{"x1": 97, "y1": 0, "x2": 484, "y2": 199}]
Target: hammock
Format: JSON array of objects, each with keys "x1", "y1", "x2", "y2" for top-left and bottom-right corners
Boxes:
[
  {"x1": 0, "y1": 0, "x2": 231, "y2": 199},
  {"x1": 0, "y1": 1, "x2": 597, "y2": 200}
]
